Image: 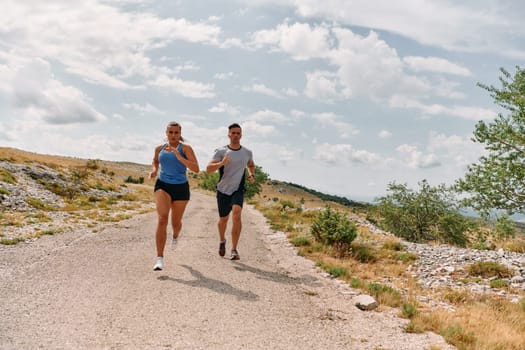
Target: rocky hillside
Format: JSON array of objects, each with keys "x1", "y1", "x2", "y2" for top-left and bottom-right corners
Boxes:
[
  {"x1": 0, "y1": 147, "x2": 156, "y2": 243},
  {"x1": 2, "y1": 147, "x2": 525, "y2": 306}
]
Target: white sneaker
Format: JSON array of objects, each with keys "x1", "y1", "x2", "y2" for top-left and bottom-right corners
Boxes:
[
  {"x1": 153, "y1": 257, "x2": 164, "y2": 271},
  {"x1": 171, "y1": 237, "x2": 178, "y2": 250}
]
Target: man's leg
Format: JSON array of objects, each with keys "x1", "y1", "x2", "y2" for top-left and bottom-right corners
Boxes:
[
  {"x1": 218, "y1": 215, "x2": 229, "y2": 242},
  {"x1": 230, "y1": 204, "x2": 242, "y2": 250}
]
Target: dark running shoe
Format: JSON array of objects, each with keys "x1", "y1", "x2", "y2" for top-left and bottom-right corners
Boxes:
[
  {"x1": 230, "y1": 249, "x2": 240, "y2": 260},
  {"x1": 219, "y1": 240, "x2": 226, "y2": 257}
]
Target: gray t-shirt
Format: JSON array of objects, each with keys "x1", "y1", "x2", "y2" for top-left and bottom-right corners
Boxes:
[{"x1": 212, "y1": 145, "x2": 253, "y2": 195}]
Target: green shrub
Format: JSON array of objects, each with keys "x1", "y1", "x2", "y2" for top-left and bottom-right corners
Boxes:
[
  {"x1": 442, "y1": 288, "x2": 471, "y2": 305},
  {"x1": 382, "y1": 240, "x2": 404, "y2": 251},
  {"x1": 440, "y1": 324, "x2": 476, "y2": 347},
  {"x1": 290, "y1": 236, "x2": 311, "y2": 247},
  {"x1": 367, "y1": 282, "x2": 402, "y2": 307},
  {"x1": 467, "y1": 261, "x2": 513, "y2": 278},
  {"x1": 470, "y1": 241, "x2": 492, "y2": 250},
  {"x1": 351, "y1": 244, "x2": 377, "y2": 263},
  {"x1": 86, "y1": 159, "x2": 99, "y2": 170},
  {"x1": 376, "y1": 180, "x2": 470, "y2": 246},
  {"x1": 396, "y1": 252, "x2": 418, "y2": 263},
  {"x1": 401, "y1": 302, "x2": 418, "y2": 319},
  {"x1": 279, "y1": 199, "x2": 296, "y2": 211},
  {"x1": 198, "y1": 171, "x2": 219, "y2": 192},
  {"x1": 198, "y1": 166, "x2": 268, "y2": 199},
  {"x1": 489, "y1": 279, "x2": 509, "y2": 289},
  {"x1": 26, "y1": 197, "x2": 56, "y2": 211},
  {"x1": 310, "y1": 205, "x2": 357, "y2": 249},
  {"x1": 316, "y1": 260, "x2": 348, "y2": 278},
  {"x1": 350, "y1": 278, "x2": 364, "y2": 288},
  {"x1": 327, "y1": 266, "x2": 347, "y2": 278},
  {"x1": 124, "y1": 176, "x2": 144, "y2": 184},
  {"x1": 0, "y1": 169, "x2": 17, "y2": 184},
  {"x1": 0, "y1": 237, "x2": 25, "y2": 245},
  {"x1": 493, "y1": 214, "x2": 516, "y2": 241},
  {"x1": 404, "y1": 321, "x2": 424, "y2": 333},
  {"x1": 367, "y1": 282, "x2": 395, "y2": 296}
]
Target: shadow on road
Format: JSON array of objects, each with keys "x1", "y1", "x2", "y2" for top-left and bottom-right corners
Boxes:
[
  {"x1": 232, "y1": 262, "x2": 321, "y2": 287},
  {"x1": 157, "y1": 264, "x2": 259, "y2": 301}
]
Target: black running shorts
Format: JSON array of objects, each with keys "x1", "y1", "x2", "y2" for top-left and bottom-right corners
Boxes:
[
  {"x1": 216, "y1": 189, "x2": 244, "y2": 217},
  {"x1": 154, "y1": 179, "x2": 190, "y2": 201}
]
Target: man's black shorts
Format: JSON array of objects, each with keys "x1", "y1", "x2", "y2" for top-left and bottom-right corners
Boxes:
[
  {"x1": 154, "y1": 179, "x2": 190, "y2": 201},
  {"x1": 217, "y1": 190, "x2": 244, "y2": 217}
]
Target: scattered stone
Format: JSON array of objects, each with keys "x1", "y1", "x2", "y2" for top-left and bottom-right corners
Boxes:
[{"x1": 353, "y1": 294, "x2": 378, "y2": 311}]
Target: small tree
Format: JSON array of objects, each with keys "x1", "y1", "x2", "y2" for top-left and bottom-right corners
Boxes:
[
  {"x1": 198, "y1": 165, "x2": 269, "y2": 199},
  {"x1": 456, "y1": 66, "x2": 525, "y2": 216},
  {"x1": 198, "y1": 171, "x2": 219, "y2": 192},
  {"x1": 493, "y1": 213, "x2": 516, "y2": 241},
  {"x1": 244, "y1": 166, "x2": 268, "y2": 199},
  {"x1": 310, "y1": 205, "x2": 357, "y2": 252},
  {"x1": 376, "y1": 180, "x2": 470, "y2": 246}
]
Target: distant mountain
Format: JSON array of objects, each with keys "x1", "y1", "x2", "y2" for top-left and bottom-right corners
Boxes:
[{"x1": 278, "y1": 181, "x2": 369, "y2": 209}]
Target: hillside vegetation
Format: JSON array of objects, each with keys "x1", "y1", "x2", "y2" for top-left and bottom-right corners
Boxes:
[{"x1": 2, "y1": 147, "x2": 525, "y2": 350}]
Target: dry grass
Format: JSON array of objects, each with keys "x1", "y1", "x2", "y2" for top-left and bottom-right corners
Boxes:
[
  {"x1": 3, "y1": 147, "x2": 525, "y2": 350},
  {"x1": 251, "y1": 179, "x2": 525, "y2": 350},
  {"x1": 0, "y1": 147, "x2": 161, "y2": 242},
  {"x1": 412, "y1": 296, "x2": 525, "y2": 350}
]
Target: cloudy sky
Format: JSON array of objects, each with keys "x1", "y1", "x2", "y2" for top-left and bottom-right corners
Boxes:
[{"x1": 1, "y1": 0, "x2": 524, "y2": 202}]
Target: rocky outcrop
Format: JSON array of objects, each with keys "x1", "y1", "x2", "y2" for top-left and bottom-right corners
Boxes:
[{"x1": 405, "y1": 242, "x2": 525, "y2": 303}]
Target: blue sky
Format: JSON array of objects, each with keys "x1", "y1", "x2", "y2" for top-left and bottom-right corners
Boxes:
[{"x1": 1, "y1": 0, "x2": 524, "y2": 202}]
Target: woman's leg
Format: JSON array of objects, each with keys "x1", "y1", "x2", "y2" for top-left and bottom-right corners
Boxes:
[
  {"x1": 154, "y1": 190, "x2": 172, "y2": 257},
  {"x1": 170, "y1": 200, "x2": 188, "y2": 240}
]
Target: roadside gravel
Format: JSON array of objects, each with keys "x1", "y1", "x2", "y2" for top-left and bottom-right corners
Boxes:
[{"x1": 0, "y1": 191, "x2": 455, "y2": 349}]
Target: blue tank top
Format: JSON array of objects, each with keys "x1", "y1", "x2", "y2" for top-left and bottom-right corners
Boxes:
[{"x1": 159, "y1": 143, "x2": 188, "y2": 184}]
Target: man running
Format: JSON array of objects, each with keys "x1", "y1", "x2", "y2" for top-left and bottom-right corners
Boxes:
[{"x1": 206, "y1": 123, "x2": 256, "y2": 260}]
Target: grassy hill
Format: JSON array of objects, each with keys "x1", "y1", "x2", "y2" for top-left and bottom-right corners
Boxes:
[{"x1": 2, "y1": 147, "x2": 525, "y2": 350}]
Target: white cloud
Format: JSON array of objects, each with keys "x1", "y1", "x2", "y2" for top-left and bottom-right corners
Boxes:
[
  {"x1": 313, "y1": 143, "x2": 380, "y2": 164},
  {"x1": 0, "y1": 1, "x2": 223, "y2": 92},
  {"x1": 329, "y1": 28, "x2": 416, "y2": 102},
  {"x1": 427, "y1": 132, "x2": 486, "y2": 167},
  {"x1": 403, "y1": 56, "x2": 471, "y2": 76},
  {"x1": 247, "y1": 110, "x2": 289, "y2": 124},
  {"x1": 304, "y1": 71, "x2": 341, "y2": 102},
  {"x1": 9, "y1": 58, "x2": 106, "y2": 125},
  {"x1": 378, "y1": 130, "x2": 392, "y2": 139},
  {"x1": 311, "y1": 112, "x2": 359, "y2": 138},
  {"x1": 208, "y1": 102, "x2": 240, "y2": 115},
  {"x1": 123, "y1": 102, "x2": 164, "y2": 115},
  {"x1": 290, "y1": 109, "x2": 306, "y2": 119},
  {"x1": 396, "y1": 144, "x2": 441, "y2": 169},
  {"x1": 214, "y1": 72, "x2": 236, "y2": 80},
  {"x1": 243, "y1": 83, "x2": 283, "y2": 98},
  {"x1": 149, "y1": 75, "x2": 215, "y2": 98},
  {"x1": 282, "y1": 87, "x2": 299, "y2": 97},
  {"x1": 389, "y1": 95, "x2": 496, "y2": 121},
  {"x1": 286, "y1": 0, "x2": 525, "y2": 59},
  {"x1": 249, "y1": 140, "x2": 304, "y2": 168},
  {"x1": 0, "y1": 122, "x2": 13, "y2": 141},
  {"x1": 249, "y1": 20, "x2": 474, "y2": 109},
  {"x1": 250, "y1": 22, "x2": 331, "y2": 60},
  {"x1": 242, "y1": 120, "x2": 276, "y2": 136}
]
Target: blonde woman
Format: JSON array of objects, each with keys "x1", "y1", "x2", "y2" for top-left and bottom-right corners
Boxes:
[{"x1": 148, "y1": 121, "x2": 199, "y2": 270}]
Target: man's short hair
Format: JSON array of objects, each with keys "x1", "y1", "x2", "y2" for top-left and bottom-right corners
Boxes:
[{"x1": 228, "y1": 123, "x2": 241, "y2": 130}]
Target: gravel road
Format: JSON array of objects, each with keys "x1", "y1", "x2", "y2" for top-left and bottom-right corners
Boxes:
[{"x1": 0, "y1": 191, "x2": 454, "y2": 349}]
